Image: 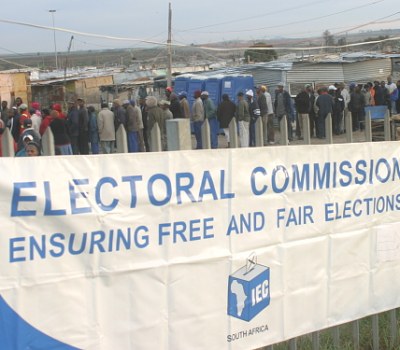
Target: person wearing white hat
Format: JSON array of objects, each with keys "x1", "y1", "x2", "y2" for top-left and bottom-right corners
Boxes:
[{"x1": 246, "y1": 89, "x2": 261, "y2": 147}]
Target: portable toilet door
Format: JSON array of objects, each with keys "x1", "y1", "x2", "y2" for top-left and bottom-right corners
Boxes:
[
  {"x1": 221, "y1": 75, "x2": 255, "y2": 103},
  {"x1": 173, "y1": 76, "x2": 190, "y2": 96},
  {"x1": 204, "y1": 77, "x2": 223, "y2": 107}
]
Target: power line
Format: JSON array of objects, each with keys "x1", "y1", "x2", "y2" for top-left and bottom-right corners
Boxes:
[
  {"x1": 175, "y1": 0, "x2": 322, "y2": 32},
  {"x1": 180, "y1": 0, "x2": 386, "y2": 34}
]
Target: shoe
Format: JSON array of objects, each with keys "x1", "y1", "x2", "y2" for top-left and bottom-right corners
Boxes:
[{"x1": 268, "y1": 141, "x2": 275, "y2": 145}]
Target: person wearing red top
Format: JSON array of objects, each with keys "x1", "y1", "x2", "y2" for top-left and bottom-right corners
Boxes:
[
  {"x1": 52, "y1": 103, "x2": 66, "y2": 119},
  {"x1": 39, "y1": 108, "x2": 53, "y2": 135},
  {"x1": 18, "y1": 104, "x2": 31, "y2": 136}
]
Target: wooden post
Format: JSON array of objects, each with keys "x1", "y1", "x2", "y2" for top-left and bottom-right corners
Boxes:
[
  {"x1": 365, "y1": 110, "x2": 372, "y2": 142},
  {"x1": 303, "y1": 114, "x2": 311, "y2": 145},
  {"x1": 384, "y1": 109, "x2": 391, "y2": 141},
  {"x1": 166, "y1": 118, "x2": 191, "y2": 151}
]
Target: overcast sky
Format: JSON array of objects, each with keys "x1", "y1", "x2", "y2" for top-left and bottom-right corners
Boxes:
[{"x1": 0, "y1": 0, "x2": 399, "y2": 56}]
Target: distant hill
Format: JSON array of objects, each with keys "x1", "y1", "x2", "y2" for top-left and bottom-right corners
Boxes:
[{"x1": 0, "y1": 28, "x2": 399, "y2": 71}]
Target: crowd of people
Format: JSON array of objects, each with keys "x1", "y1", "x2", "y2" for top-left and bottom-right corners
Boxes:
[{"x1": 0, "y1": 77, "x2": 399, "y2": 157}]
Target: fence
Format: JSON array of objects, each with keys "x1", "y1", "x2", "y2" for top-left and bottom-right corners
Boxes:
[{"x1": 0, "y1": 108, "x2": 395, "y2": 157}]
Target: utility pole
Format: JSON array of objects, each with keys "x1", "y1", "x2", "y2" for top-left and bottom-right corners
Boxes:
[
  {"x1": 167, "y1": 2, "x2": 172, "y2": 87},
  {"x1": 49, "y1": 10, "x2": 58, "y2": 70}
]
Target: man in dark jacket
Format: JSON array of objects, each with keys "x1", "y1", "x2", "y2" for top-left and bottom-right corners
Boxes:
[
  {"x1": 77, "y1": 98, "x2": 89, "y2": 155},
  {"x1": 315, "y1": 87, "x2": 334, "y2": 138},
  {"x1": 169, "y1": 93, "x2": 183, "y2": 119},
  {"x1": 257, "y1": 87, "x2": 268, "y2": 145},
  {"x1": 217, "y1": 94, "x2": 236, "y2": 148},
  {"x1": 247, "y1": 90, "x2": 261, "y2": 147},
  {"x1": 295, "y1": 85, "x2": 312, "y2": 140},
  {"x1": 274, "y1": 82, "x2": 293, "y2": 142}
]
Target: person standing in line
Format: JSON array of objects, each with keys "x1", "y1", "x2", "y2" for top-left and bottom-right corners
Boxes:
[
  {"x1": 77, "y1": 98, "x2": 89, "y2": 155},
  {"x1": 386, "y1": 76, "x2": 399, "y2": 115},
  {"x1": 97, "y1": 102, "x2": 115, "y2": 154},
  {"x1": 18, "y1": 104, "x2": 31, "y2": 137},
  {"x1": 349, "y1": 85, "x2": 366, "y2": 131},
  {"x1": 87, "y1": 106, "x2": 99, "y2": 154},
  {"x1": 247, "y1": 90, "x2": 261, "y2": 147},
  {"x1": 295, "y1": 85, "x2": 312, "y2": 140},
  {"x1": 217, "y1": 94, "x2": 236, "y2": 148},
  {"x1": 1, "y1": 100, "x2": 10, "y2": 126},
  {"x1": 146, "y1": 96, "x2": 164, "y2": 151},
  {"x1": 131, "y1": 100, "x2": 145, "y2": 152},
  {"x1": 256, "y1": 87, "x2": 268, "y2": 145},
  {"x1": 178, "y1": 91, "x2": 190, "y2": 119},
  {"x1": 236, "y1": 91, "x2": 250, "y2": 148},
  {"x1": 169, "y1": 93, "x2": 183, "y2": 119},
  {"x1": 201, "y1": 91, "x2": 218, "y2": 149},
  {"x1": 17, "y1": 119, "x2": 41, "y2": 153},
  {"x1": 315, "y1": 86, "x2": 334, "y2": 138},
  {"x1": 274, "y1": 82, "x2": 293, "y2": 143},
  {"x1": 160, "y1": 100, "x2": 173, "y2": 151},
  {"x1": 191, "y1": 90, "x2": 204, "y2": 150},
  {"x1": 373, "y1": 81, "x2": 385, "y2": 106},
  {"x1": 67, "y1": 100, "x2": 80, "y2": 155},
  {"x1": 124, "y1": 99, "x2": 140, "y2": 153},
  {"x1": 49, "y1": 109, "x2": 73, "y2": 155},
  {"x1": 261, "y1": 85, "x2": 275, "y2": 144},
  {"x1": 138, "y1": 97, "x2": 149, "y2": 152},
  {"x1": 330, "y1": 85, "x2": 344, "y2": 135}
]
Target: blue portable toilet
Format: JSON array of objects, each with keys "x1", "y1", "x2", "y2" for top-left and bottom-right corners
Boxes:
[
  {"x1": 204, "y1": 76, "x2": 223, "y2": 107},
  {"x1": 221, "y1": 75, "x2": 255, "y2": 102},
  {"x1": 173, "y1": 75, "x2": 190, "y2": 95}
]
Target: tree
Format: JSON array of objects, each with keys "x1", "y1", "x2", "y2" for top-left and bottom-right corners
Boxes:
[
  {"x1": 244, "y1": 43, "x2": 277, "y2": 63},
  {"x1": 323, "y1": 30, "x2": 335, "y2": 52}
]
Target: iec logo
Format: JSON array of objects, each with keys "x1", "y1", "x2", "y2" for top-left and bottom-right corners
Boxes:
[{"x1": 227, "y1": 254, "x2": 270, "y2": 322}]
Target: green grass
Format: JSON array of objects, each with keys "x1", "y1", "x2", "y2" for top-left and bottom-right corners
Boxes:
[{"x1": 257, "y1": 309, "x2": 400, "y2": 349}]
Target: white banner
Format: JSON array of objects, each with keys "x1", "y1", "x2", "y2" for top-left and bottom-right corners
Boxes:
[{"x1": 1, "y1": 143, "x2": 400, "y2": 349}]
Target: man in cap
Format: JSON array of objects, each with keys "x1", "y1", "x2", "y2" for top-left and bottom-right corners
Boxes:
[
  {"x1": 246, "y1": 89, "x2": 261, "y2": 147},
  {"x1": 274, "y1": 82, "x2": 293, "y2": 143},
  {"x1": 201, "y1": 91, "x2": 218, "y2": 149},
  {"x1": 236, "y1": 91, "x2": 250, "y2": 148},
  {"x1": 178, "y1": 91, "x2": 190, "y2": 119},
  {"x1": 17, "y1": 118, "x2": 41, "y2": 152},
  {"x1": 191, "y1": 90, "x2": 204, "y2": 149},
  {"x1": 18, "y1": 103, "x2": 30, "y2": 136},
  {"x1": 97, "y1": 102, "x2": 115, "y2": 154}
]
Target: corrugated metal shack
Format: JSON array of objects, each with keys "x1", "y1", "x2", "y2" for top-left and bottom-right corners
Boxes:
[{"x1": 208, "y1": 53, "x2": 400, "y2": 96}]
